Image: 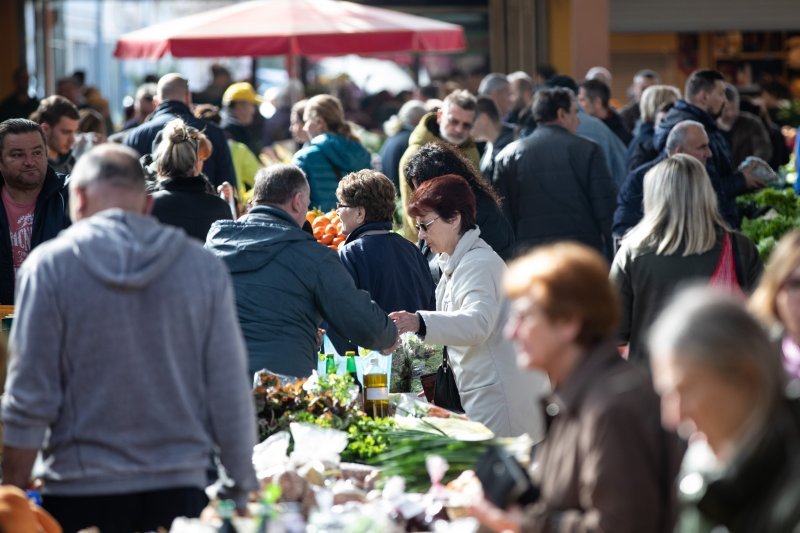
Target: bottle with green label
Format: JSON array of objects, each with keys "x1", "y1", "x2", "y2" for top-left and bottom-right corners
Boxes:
[
  {"x1": 345, "y1": 350, "x2": 362, "y2": 395},
  {"x1": 363, "y1": 354, "x2": 388, "y2": 417},
  {"x1": 325, "y1": 353, "x2": 336, "y2": 375}
]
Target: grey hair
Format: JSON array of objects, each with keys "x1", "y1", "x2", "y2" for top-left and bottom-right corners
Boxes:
[
  {"x1": 622, "y1": 153, "x2": 729, "y2": 256},
  {"x1": 69, "y1": 144, "x2": 145, "y2": 192},
  {"x1": 665, "y1": 120, "x2": 706, "y2": 154},
  {"x1": 478, "y1": 73, "x2": 510, "y2": 96},
  {"x1": 398, "y1": 100, "x2": 426, "y2": 127},
  {"x1": 639, "y1": 85, "x2": 681, "y2": 124},
  {"x1": 649, "y1": 286, "x2": 786, "y2": 422},
  {"x1": 252, "y1": 164, "x2": 308, "y2": 205}
]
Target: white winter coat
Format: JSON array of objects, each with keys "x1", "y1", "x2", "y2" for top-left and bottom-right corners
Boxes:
[{"x1": 419, "y1": 228, "x2": 548, "y2": 440}]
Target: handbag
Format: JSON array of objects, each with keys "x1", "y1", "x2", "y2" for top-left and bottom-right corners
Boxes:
[
  {"x1": 708, "y1": 232, "x2": 744, "y2": 296},
  {"x1": 419, "y1": 347, "x2": 464, "y2": 413}
]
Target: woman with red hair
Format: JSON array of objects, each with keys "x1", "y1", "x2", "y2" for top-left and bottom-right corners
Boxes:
[{"x1": 390, "y1": 175, "x2": 547, "y2": 438}]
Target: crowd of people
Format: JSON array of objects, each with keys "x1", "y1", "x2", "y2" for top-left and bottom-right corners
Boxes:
[{"x1": 0, "y1": 60, "x2": 799, "y2": 532}]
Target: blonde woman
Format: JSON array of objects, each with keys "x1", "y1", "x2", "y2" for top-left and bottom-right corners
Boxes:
[
  {"x1": 609, "y1": 154, "x2": 762, "y2": 365},
  {"x1": 291, "y1": 94, "x2": 370, "y2": 211},
  {"x1": 150, "y1": 118, "x2": 233, "y2": 241},
  {"x1": 750, "y1": 230, "x2": 800, "y2": 380},
  {"x1": 626, "y1": 84, "x2": 681, "y2": 171}
]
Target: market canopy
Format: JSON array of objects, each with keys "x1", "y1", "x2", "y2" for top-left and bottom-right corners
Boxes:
[{"x1": 113, "y1": 0, "x2": 466, "y2": 59}]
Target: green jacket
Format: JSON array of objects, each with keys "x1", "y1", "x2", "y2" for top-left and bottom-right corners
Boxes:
[{"x1": 398, "y1": 112, "x2": 480, "y2": 240}]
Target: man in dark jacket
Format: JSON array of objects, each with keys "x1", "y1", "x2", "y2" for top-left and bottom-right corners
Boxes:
[
  {"x1": 379, "y1": 100, "x2": 425, "y2": 190},
  {"x1": 205, "y1": 164, "x2": 398, "y2": 378},
  {"x1": 653, "y1": 69, "x2": 765, "y2": 228},
  {"x1": 494, "y1": 87, "x2": 617, "y2": 259},
  {"x1": 613, "y1": 120, "x2": 712, "y2": 239},
  {"x1": 473, "y1": 96, "x2": 516, "y2": 182},
  {"x1": 579, "y1": 79, "x2": 632, "y2": 146},
  {"x1": 124, "y1": 73, "x2": 236, "y2": 189},
  {"x1": 0, "y1": 119, "x2": 70, "y2": 304}
]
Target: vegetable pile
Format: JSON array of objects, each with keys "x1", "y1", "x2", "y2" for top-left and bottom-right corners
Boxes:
[
  {"x1": 737, "y1": 187, "x2": 800, "y2": 260},
  {"x1": 253, "y1": 373, "x2": 395, "y2": 462}
]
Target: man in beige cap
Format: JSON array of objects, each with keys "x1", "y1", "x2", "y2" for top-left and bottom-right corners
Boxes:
[{"x1": 222, "y1": 82, "x2": 262, "y2": 156}]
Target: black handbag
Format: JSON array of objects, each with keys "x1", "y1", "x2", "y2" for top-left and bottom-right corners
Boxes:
[
  {"x1": 474, "y1": 445, "x2": 539, "y2": 509},
  {"x1": 419, "y1": 347, "x2": 464, "y2": 413}
]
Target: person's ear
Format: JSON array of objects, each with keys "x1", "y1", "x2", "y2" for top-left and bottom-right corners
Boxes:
[
  {"x1": 437, "y1": 109, "x2": 443, "y2": 125},
  {"x1": 40, "y1": 123, "x2": 51, "y2": 137},
  {"x1": 356, "y1": 206, "x2": 366, "y2": 224}
]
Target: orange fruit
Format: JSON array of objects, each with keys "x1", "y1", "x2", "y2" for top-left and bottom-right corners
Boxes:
[
  {"x1": 313, "y1": 227, "x2": 324, "y2": 240},
  {"x1": 325, "y1": 224, "x2": 338, "y2": 236},
  {"x1": 331, "y1": 215, "x2": 341, "y2": 225},
  {"x1": 320, "y1": 233, "x2": 334, "y2": 245},
  {"x1": 329, "y1": 244, "x2": 339, "y2": 250},
  {"x1": 332, "y1": 235, "x2": 346, "y2": 246},
  {"x1": 312, "y1": 216, "x2": 331, "y2": 229},
  {"x1": 306, "y1": 212, "x2": 316, "y2": 224},
  {"x1": 336, "y1": 222, "x2": 343, "y2": 233},
  {"x1": 326, "y1": 210, "x2": 336, "y2": 219}
]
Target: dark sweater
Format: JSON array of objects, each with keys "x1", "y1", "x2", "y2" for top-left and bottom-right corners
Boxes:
[{"x1": 150, "y1": 176, "x2": 233, "y2": 241}]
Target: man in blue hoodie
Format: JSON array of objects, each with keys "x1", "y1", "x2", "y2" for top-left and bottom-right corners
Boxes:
[
  {"x1": 2, "y1": 144, "x2": 258, "y2": 532},
  {"x1": 206, "y1": 164, "x2": 398, "y2": 378}
]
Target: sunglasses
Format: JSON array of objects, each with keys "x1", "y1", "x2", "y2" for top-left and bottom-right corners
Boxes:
[{"x1": 414, "y1": 216, "x2": 440, "y2": 233}]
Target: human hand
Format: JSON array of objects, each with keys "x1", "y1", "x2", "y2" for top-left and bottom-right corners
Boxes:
[
  {"x1": 742, "y1": 165, "x2": 767, "y2": 190},
  {"x1": 468, "y1": 498, "x2": 523, "y2": 533},
  {"x1": 389, "y1": 311, "x2": 419, "y2": 335},
  {"x1": 316, "y1": 328, "x2": 325, "y2": 350}
]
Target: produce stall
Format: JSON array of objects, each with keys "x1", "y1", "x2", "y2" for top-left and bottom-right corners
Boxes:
[{"x1": 179, "y1": 371, "x2": 531, "y2": 532}]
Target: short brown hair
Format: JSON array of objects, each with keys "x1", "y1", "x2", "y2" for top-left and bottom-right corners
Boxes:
[
  {"x1": 505, "y1": 242, "x2": 619, "y2": 348},
  {"x1": 31, "y1": 95, "x2": 79, "y2": 126},
  {"x1": 336, "y1": 169, "x2": 396, "y2": 223}
]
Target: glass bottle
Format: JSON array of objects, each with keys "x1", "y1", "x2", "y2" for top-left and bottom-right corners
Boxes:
[
  {"x1": 217, "y1": 499, "x2": 238, "y2": 533},
  {"x1": 363, "y1": 354, "x2": 388, "y2": 417},
  {"x1": 325, "y1": 353, "x2": 336, "y2": 375},
  {"x1": 345, "y1": 350, "x2": 362, "y2": 395}
]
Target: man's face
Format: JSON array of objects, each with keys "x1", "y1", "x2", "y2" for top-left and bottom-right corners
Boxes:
[
  {"x1": 0, "y1": 131, "x2": 48, "y2": 193},
  {"x1": 703, "y1": 80, "x2": 727, "y2": 118},
  {"x1": 490, "y1": 85, "x2": 513, "y2": 117},
  {"x1": 577, "y1": 88, "x2": 603, "y2": 118},
  {"x1": 720, "y1": 96, "x2": 739, "y2": 125},
  {"x1": 676, "y1": 126, "x2": 712, "y2": 164},
  {"x1": 42, "y1": 116, "x2": 78, "y2": 157},
  {"x1": 438, "y1": 104, "x2": 476, "y2": 146},
  {"x1": 633, "y1": 76, "x2": 657, "y2": 101},
  {"x1": 510, "y1": 81, "x2": 532, "y2": 113},
  {"x1": 231, "y1": 101, "x2": 256, "y2": 126},
  {"x1": 558, "y1": 100, "x2": 580, "y2": 134}
]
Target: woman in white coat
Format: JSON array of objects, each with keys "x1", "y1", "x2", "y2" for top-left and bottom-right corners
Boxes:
[{"x1": 391, "y1": 175, "x2": 548, "y2": 439}]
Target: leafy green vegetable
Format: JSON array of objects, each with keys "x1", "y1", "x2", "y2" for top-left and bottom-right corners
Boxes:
[{"x1": 737, "y1": 188, "x2": 800, "y2": 261}]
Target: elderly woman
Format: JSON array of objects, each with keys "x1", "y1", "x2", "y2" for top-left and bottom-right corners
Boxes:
[
  {"x1": 292, "y1": 94, "x2": 370, "y2": 211},
  {"x1": 404, "y1": 142, "x2": 514, "y2": 262},
  {"x1": 610, "y1": 154, "x2": 762, "y2": 364},
  {"x1": 625, "y1": 84, "x2": 681, "y2": 172},
  {"x1": 327, "y1": 170, "x2": 435, "y2": 354},
  {"x1": 471, "y1": 242, "x2": 679, "y2": 533},
  {"x1": 750, "y1": 230, "x2": 800, "y2": 380},
  {"x1": 150, "y1": 118, "x2": 233, "y2": 240},
  {"x1": 390, "y1": 175, "x2": 547, "y2": 438},
  {"x1": 649, "y1": 287, "x2": 800, "y2": 531}
]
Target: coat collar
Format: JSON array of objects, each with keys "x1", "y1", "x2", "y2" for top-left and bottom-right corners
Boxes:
[{"x1": 437, "y1": 227, "x2": 482, "y2": 277}]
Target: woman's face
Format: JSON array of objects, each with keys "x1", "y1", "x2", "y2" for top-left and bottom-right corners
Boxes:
[
  {"x1": 652, "y1": 352, "x2": 755, "y2": 457},
  {"x1": 303, "y1": 111, "x2": 326, "y2": 139},
  {"x1": 336, "y1": 201, "x2": 364, "y2": 235},
  {"x1": 505, "y1": 295, "x2": 577, "y2": 374},
  {"x1": 776, "y1": 263, "x2": 800, "y2": 341},
  {"x1": 415, "y1": 210, "x2": 460, "y2": 255},
  {"x1": 290, "y1": 113, "x2": 309, "y2": 144}
]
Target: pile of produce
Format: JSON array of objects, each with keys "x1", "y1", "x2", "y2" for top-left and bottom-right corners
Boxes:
[
  {"x1": 254, "y1": 373, "x2": 395, "y2": 462},
  {"x1": 737, "y1": 187, "x2": 800, "y2": 260},
  {"x1": 307, "y1": 209, "x2": 346, "y2": 250}
]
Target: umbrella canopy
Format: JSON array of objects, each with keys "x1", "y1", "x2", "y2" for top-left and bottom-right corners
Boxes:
[{"x1": 113, "y1": 0, "x2": 465, "y2": 59}]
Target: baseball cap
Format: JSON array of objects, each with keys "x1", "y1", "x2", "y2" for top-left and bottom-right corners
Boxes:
[{"x1": 222, "y1": 82, "x2": 263, "y2": 106}]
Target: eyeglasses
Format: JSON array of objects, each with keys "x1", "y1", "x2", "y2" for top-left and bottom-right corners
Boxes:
[
  {"x1": 414, "y1": 216, "x2": 440, "y2": 233},
  {"x1": 336, "y1": 202, "x2": 353, "y2": 210}
]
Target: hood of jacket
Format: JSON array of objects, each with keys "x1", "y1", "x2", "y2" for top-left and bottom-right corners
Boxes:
[
  {"x1": 67, "y1": 209, "x2": 188, "y2": 289},
  {"x1": 205, "y1": 205, "x2": 314, "y2": 274},
  {"x1": 310, "y1": 133, "x2": 371, "y2": 173},
  {"x1": 653, "y1": 99, "x2": 716, "y2": 152}
]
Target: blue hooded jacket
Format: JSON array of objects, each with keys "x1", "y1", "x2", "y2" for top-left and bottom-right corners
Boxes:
[
  {"x1": 292, "y1": 133, "x2": 371, "y2": 211},
  {"x1": 205, "y1": 206, "x2": 396, "y2": 377}
]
